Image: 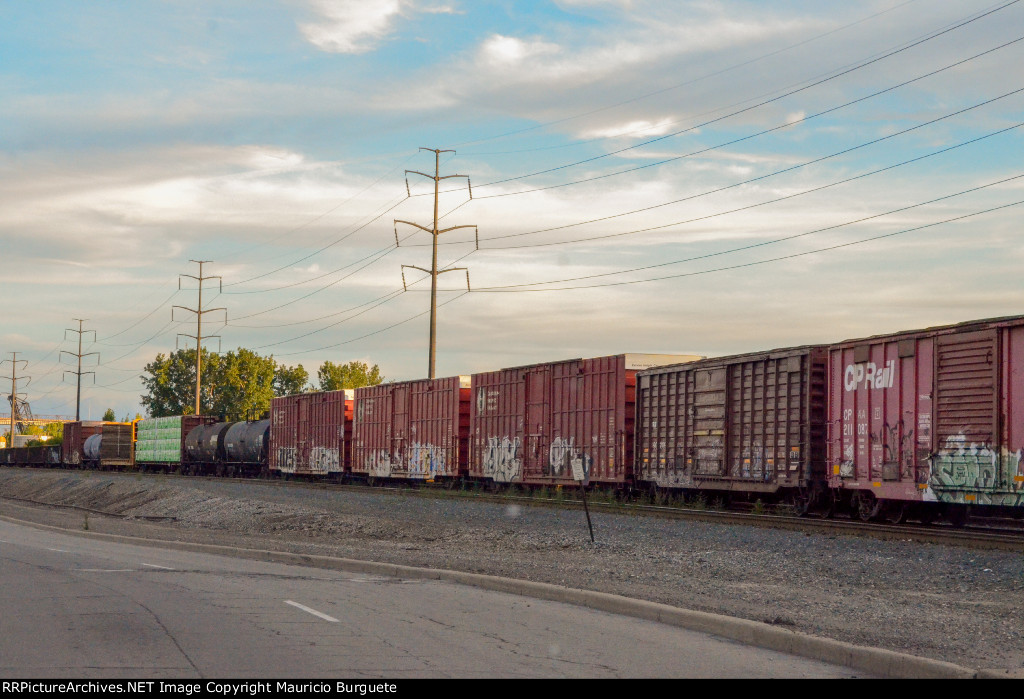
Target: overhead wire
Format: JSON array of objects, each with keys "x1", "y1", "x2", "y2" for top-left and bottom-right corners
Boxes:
[
  {"x1": 477, "y1": 121, "x2": 1024, "y2": 251},
  {"x1": 468, "y1": 0, "x2": 1021, "y2": 191},
  {"x1": 471, "y1": 199, "x2": 1024, "y2": 292},
  {"x1": 469, "y1": 172, "x2": 1024, "y2": 289},
  {"x1": 450, "y1": 0, "x2": 927, "y2": 149},
  {"x1": 457, "y1": 89, "x2": 1024, "y2": 250}
]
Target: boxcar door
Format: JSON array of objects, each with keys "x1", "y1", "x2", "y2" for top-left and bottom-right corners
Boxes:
[
  {"x1": 689, "y1": 365, "x2": 727, "y2": 478},
  {"x1": 392, "y1": 384, "x2": 410, "y2": 475},
  {"x1": 932, "y1": 329, "x2": 1000, "y2": 494},
  {"x1": 524, "y1": 367, "x2": 552, "y2": 480}
]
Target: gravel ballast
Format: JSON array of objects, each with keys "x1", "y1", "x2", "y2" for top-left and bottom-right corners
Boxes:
[{"x1": 1, "y1": 467, "x2": 1022, "y2": 672}]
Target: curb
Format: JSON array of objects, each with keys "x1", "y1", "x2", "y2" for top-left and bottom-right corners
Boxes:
[{"x1": 0, "y1": 511, "x2": 982, "y2": 679}]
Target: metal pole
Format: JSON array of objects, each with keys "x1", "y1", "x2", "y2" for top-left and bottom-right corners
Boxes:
[
  {"x1": 9, "y1": 353, "x2": 16, "y2": 445},
  {"x1": 75, "y1": 321, "x2": 83, "y2": 421},
  {"x1": 196, "y1": 261, "x2": 203, "y2": 415},
  {"x1": 398, "y1": 148, "x2": 473, "y2": 380},
  {"x1": 429, "y1": 151, "x2": 440, "y2": 379},
  {"x1": 580, "y1": 482, "x2": 595, "y2": 543}
]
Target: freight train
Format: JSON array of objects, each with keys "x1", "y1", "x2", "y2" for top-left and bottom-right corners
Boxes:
[{"x1": 3, "y1": 314, "x2": 1024, "y2": 525}]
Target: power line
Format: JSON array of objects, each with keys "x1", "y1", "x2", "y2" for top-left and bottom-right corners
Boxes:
[
  {"x1": 477, "y1": 121, "x2": 1024, "y2": 251},
  {"x1": 472, "y1": 36, "x2": 1024, "y2": 201},
  {"x1": 470, "y1": 0, "x2": 1021, "y2": 192},
  {"x1": 459, "y1": 90, "x2": 1024, "y2": 250},
  {"x1": 451, "y1": 0, "x2": 928, "y2": 150},
  {"x1": 471, "y1": 173, "x2": 1024, "y2": 290},
  {"x1": 471, "y1": 199, "x2": 1024, "y2": 292}
]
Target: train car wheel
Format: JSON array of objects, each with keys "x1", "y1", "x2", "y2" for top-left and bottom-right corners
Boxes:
[
  {"x1": 790, "y1": 492, "x2": 811, "y2": 517},
  {"x1": 855, "y1": 492, "x2": 881, "y2": 522},
  {"x1": 882, "y1": 502, "x2": 906, "y2": 524}
]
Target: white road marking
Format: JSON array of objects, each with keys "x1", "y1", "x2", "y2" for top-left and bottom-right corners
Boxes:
[
  {"x1": 78, "y1": 569, "x2": 134, "y2": 573},
  {"x1": 47, "y1": 548, "x2": 69, "y2": 553},
  {"x1": 285, "y1": 600, "x2": 339, "y2": 623},
  {"x1": 142, "y1": 563, "x2": 174, "y2": 570}
]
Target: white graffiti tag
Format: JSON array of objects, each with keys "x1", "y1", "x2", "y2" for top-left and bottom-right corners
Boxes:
[
  {"x1": 408, "y1": 442, "x2": 448, "y2": 478},
  {"x1": 308, "y1": 447, "x2": 340, "y2": 474},
  {"x1": 366, "y1": 450, "x2": 394, "y2": 478},
  {"x1": 547, "y1": 436, "x2": 592, "y2": 480},
  {"x1": 482, "y1": 436, "x2": 522, "y2": 483}
]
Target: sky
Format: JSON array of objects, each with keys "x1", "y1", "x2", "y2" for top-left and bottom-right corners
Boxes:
[{"x1": 2, "y1": 0, "x2": 1023, "y2": 421}]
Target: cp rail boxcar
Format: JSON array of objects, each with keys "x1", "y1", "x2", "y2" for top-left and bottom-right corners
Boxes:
[
  {"x1": 828, "y1": 315, "x2": 1024, "y2": 522},
  {"x1": 635, "y1": 346, "x2": 828, "y2": 512},
  {"x1": 270, "y1": 390, "x2": 353, "y2": 477},
  {"x1": 352, "y1": 376, "x2": 470, "y2": 481},
  {"x1": 470, "y1": 354, "x2": 701, "y2": 487}
]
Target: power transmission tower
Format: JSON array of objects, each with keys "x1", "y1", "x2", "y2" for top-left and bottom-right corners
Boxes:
[
  {"x1": 1, "y1": 353, "x2": 29, "y2": 445},
  {"x1": 173, "y1": 260, "x2": 226, "y2": 415},
  {"x1": 397, "y1": 147, "x2": 477, "y2": 379},
  {"x1": 61, "y1": 319, "x2": 99, "y2": 421}
]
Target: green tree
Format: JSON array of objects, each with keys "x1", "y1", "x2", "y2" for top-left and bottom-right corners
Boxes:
[
  {"x1": 274, "y1": 363, "x2": 310, "y2": 396},
  {"x1": 141, "y1": 347, "x2": 303, "y2": 421},
  {"x1": 102, "y1": 408, "x2": 116, "y2": 422},
  {"x1": 317, "y1": 360, "x2": 384, "y2": 391},
  {"x1": 140, "y1": 347, "x2": 218, "y2": 417},
  {"x1": 208, "y1": 348, "x2": 277, "y2": 421}
]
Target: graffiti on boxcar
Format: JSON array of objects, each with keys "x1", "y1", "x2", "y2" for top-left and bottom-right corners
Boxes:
[
  {"x1": 408, "y1": 441, "x2": 447, "y2": 478},
  {"x1": 276, "y1": 446, "x2": 297, "y2": 474},
  {"x1": 877, "y1": 421, "x2": 915, "y2": 479},
  {"x1": 547, "y1": 436, "x2": 592, "y2": 480},
  {"x1": 930, "y1": 433, "x2": 999, "y2": 490},
  {"x1": 735, "y1": 443, "x2": 768, "y2": 481},
  {"x1": 366, "y1": 450, "x2": 394, "y2": 478},
  {"x1": 920, "y1": 433, "x2": 1024, "y2": 505},
  {"x1": 482, "y1": 436, "x2": 522, "y2": 482},
  {"x1": 308, "y1": 446, "x2": 339, "y2": 474}
]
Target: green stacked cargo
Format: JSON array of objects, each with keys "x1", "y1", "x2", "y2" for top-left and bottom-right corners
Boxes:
[{"x1": 135, "y1": 416, "x2": 184, "y2": 464}]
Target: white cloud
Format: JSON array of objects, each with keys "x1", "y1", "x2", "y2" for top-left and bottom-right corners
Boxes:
[
  {"x1": 299, "y1": 0, "x2": 406, "y2": 54},
  {"x1": 478, "y1": 34, "x2": 561, "y2": 66},
  {"x1": 578, "y1": 118, "x2": 676, "y2": 140},
  {"x1": 297, "y1": 0, "x2": 461, "y2": 54}
]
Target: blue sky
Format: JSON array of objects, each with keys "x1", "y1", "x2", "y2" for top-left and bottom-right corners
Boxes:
[{"x1": 2, "y1": 0, "x2": 1023, "y2": 420}]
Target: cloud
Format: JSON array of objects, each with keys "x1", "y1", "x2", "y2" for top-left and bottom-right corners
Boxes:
[
  {"x1": 299, "y1": 0, "x2": 406, "y2": 54},
  {"x1": 578, "y1": 117, "x2": 676, "y2": 140},
  {"x1": 297, "y1": 0, "x2": 461, "y2": 54}
]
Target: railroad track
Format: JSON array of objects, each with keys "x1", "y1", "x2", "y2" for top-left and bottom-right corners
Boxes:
[{"x1": 4, "y1": 465, "x2": 1023, "y2": 552}]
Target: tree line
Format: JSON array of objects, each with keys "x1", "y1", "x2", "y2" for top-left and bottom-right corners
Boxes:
[{"x1": 140, "y1": 348, "x2": 383, "y2": 420}]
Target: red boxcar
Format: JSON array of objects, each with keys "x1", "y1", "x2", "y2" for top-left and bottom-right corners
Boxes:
[
  {"x1": 470, "y1": 354, "x2": 700, "y2": 486},
  {"x1": 828, "y1": 315, "x2": 1024, "y2": 518},
  {"x1": 352, "y1": 376, "x2": 470, "y2": 480},
  {"x1": 61, "y1": 421, "x2": 103, "y2": 467},
  {"x1": 269, "y1": 390, "x2": 353, "y2": 476},
  {"x1": 635, "y1": 346, "x2": 828, "y2": 508}
]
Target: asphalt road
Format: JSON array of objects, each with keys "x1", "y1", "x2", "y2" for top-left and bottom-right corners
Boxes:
[{"x1": 0, "y1": 519, "x2": 867, "y2": 678}]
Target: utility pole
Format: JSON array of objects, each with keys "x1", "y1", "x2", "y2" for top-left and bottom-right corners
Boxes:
[
  {"x1": 173, "y1": 261, "x2": 225, "y2": 415},
  {"x1": 397, "y1": 147, "x2": 476, "y2": 379},
  {"x1": 1, "y1": 353, "x2": 29, "y2": 445},
  {"x1": 61, "y1": 319, "x2": 99, "y2": 421}
]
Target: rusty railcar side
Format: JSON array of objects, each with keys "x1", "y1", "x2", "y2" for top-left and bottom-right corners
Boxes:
[
  {"x1": 269, "y1": 390, "x2": 352, "y2": 477},
  {"x1": 352, "y1": 376, "x2": 469, "y2": 480},
  {"x1": 470, "y1": 354, "x2": 701, "y2": 487},
  {"x1": 828, "y1": 315, "x2": 1024, "y2": 515},
  {"x1": 635, "y1": 346, "x2": 828, "y2": 504},
  {"x1": 61, "y1": 421, "x2": 103, "y2": 467}
]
